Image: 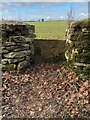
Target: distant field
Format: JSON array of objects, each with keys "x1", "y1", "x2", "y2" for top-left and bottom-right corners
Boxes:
[{"x1": 27, "y1": 21, "x2": 68, "y2": 40}]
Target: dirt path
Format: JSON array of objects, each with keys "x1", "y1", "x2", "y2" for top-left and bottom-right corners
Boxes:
[{"x1": 2, "y1": 64, "x2": 90, "y2": 119}]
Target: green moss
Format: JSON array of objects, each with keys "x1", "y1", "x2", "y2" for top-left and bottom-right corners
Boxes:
[
  {"x1": 66, "y1": 20, "x2": 90, "y2": 78},
  {"x1": 75, "y1": 41, "x2": 90, "y2": 52},
  {"x1": 2, "y1": 64, "x2": 16, "y2": 71},
  {"x1": 83, "y1": 66, "x2": 90, "y2": 77},
  {"x1": 71, "y1": 19, "x2": 90, "y2": 28},
  {"x1": 76, "y1": 66, "x2": 90, "y2": 79},
  {"x1": 2, "y1": 38, "x2": 9, "y2": 43}
]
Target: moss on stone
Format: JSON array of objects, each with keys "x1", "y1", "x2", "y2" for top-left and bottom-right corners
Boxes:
[
  {"x1": 1, "y1": 21, "x2": 35, "y2": 72},
  {"x1": 17, "y1": 60, "x2": 29, "y2": 72},
  {"x1": 66, "y1": 19, "x2": 90, "y2": 78},
  {"x1": 71, "y1": 19, "x2": 90, "y2": 29},
  {"x1": 2, "y1": 64, "x2": 16, "y2": 71}
]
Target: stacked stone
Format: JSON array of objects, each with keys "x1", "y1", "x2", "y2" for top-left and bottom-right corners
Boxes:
[
  {"x1": 65, "y1": 20, "x2": 90, "y2": 68},
  {"x1": 1, "y1": 21, "x2": 36, "y2": 72}
]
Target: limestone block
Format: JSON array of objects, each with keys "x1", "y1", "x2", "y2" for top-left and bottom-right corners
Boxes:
[
  {"x1": 2, "y1": 49, "x2": 9, "y2": 54},
  {"x1": 2, "y1": 64, "x2": 16, "y2": 71},
  {"x1": 8, "y1": 57, "x2": 25, "y2": 64},
  {"x1": 17, "y1": 60, "x2": 29, "y2": 71},
  {"x1": 9, "y1": 36, "x2": 26, "y2": 43},
  {"x1": 4, "y1": 50, "x2": 31, "y2": 58},
  {"x1": 5, "y1": 45, "x2": 29, "y2": 52},
  {"x1": 9, "y1": 36, "x2": 33, "y2": 43},
  {"x1": 3, "y1": 42, "x2": 16, "y2": 47},
  {"x1": 1, "y1": 59, "x2": 8, "y2": 65},
  {"x1": 82, "y1": 28, "x2": 89, "y2": 33}
]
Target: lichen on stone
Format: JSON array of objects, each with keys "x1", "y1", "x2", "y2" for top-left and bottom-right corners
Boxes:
[
  {"x1": 1, "y1": 20, "x2": 35, "y2": 72},
  {"x1": 65, "y1": 19, "x2": 90, "y2": 77}
]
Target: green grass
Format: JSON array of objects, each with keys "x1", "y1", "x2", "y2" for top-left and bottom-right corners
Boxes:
[{"x1": 27, "y1": 21, "x2": 68, "y2": 40}]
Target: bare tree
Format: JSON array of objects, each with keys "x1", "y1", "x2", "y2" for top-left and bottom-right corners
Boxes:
[{"x1": 67, "y1": 7, "x2": 73, "y2": 26}]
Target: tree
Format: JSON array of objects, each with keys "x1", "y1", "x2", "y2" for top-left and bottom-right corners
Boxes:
[
  {"x1": 67, "y1": 7, "x2": 73, "y2": 26},
  {"x1": 42, "y1": 19, "x2": 44, "y2": 22}
]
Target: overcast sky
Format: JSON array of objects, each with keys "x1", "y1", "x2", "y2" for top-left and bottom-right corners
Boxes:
[{"x1": 0, "y1": 2, "x2": 89, "y2": 21}]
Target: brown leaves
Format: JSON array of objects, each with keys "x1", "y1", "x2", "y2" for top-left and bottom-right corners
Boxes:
[{"x1": 2, "y1": 64, "x2": 90, "y2": 118}]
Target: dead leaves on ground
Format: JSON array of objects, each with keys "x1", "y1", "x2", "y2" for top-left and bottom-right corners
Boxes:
[{"x1": 2, "y1": 63, "x2": 90, "y2": 119}]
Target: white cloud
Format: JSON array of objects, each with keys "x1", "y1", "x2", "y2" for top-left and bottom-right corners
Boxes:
[
  {"x1": 79, "y1": 12, "x2": 88, "y2": 17},
  {"x1": 46, "y1": 16, "x2": 51, "y2": 20},
  {"x1": 0, "y1": 0, "x2": 89, "y2": 2},
  {"x1": 60, "y1": 16, "x2": 64, "y2": 19},
  {"x1": 47, "y1": 16, "x2": 50, "y2": 19}
]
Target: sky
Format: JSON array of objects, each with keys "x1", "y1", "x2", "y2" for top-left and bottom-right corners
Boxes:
[{"x1": 0, "y1": 2, "x2": 89, "y2": 21}]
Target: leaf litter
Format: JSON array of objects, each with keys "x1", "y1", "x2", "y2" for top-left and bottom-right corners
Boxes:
[{"x1": 2, "y1": 63, "x2": 90, "y2": 119}]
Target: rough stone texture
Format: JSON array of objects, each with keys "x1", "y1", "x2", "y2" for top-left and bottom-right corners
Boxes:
[
  {"x1": 1, "y1": 20, "x2": 35, "y2": 72},
  {"x1": 65, "y1": 20, "x2": 90, "y2": 75}
]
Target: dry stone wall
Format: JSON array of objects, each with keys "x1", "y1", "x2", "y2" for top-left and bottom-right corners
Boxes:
[
  {"x1": 34, "y1": 39, "x2": 66, "y2": 63},
  {"x1": 1, "y1": 21, "x2": 35, "y2": 72},
  {"x1": 65, "y1": 20, "x2": 90, "y2": 76}
]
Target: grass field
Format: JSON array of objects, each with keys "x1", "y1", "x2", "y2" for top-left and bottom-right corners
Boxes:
[{"x1": 27, "y1": 21, "x2": 68, "y2": 40}]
